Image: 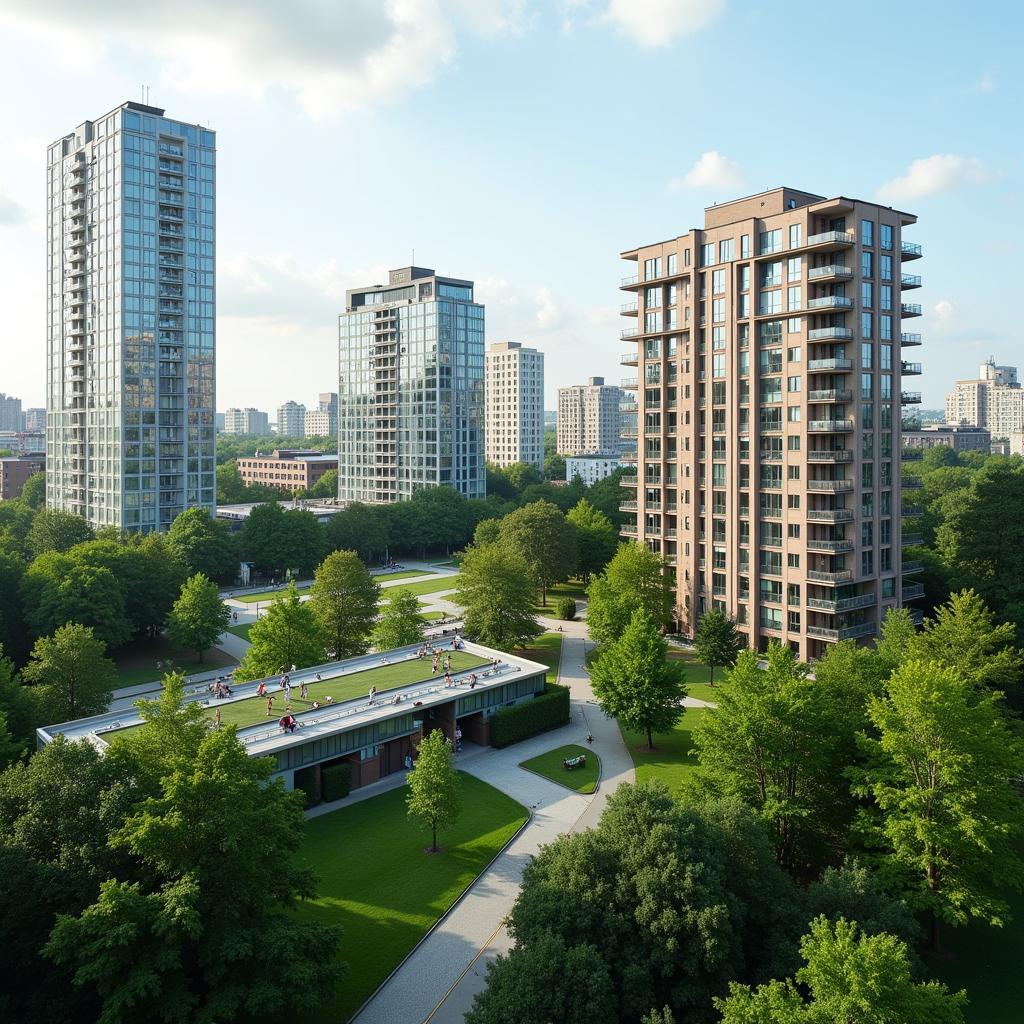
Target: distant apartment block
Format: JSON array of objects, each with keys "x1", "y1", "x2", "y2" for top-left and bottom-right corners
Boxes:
[
  {"x1": 305, "y1": 394, "x2": 338, "y2": 438},
  {"x1": 236, "y1": 449, "x2": 337, "y2": 493},
  {"x1": 620, "y1": 186, "x2": 923, "y2": 661},
  {"x1": 224, "y1": 407, "x2": 270, "y2": 436},
  {"x1": 23, "y1": 407, "x2": 46, "y2": 432},
  {"x1": 338, "y1": 266, "x2": 485, "y2": 503},
  {"x1": 903, "y1": 423, "x2": 990, "y2": 452},
  {"x1": 566, "y1": 453, "x2": 622, "y2": 486},
  {"x1": 557, "y1": 376, "x2": 625, "y2": 456},
  {"x1": 276, "y1": 401, "x2": 306, "y2": 437},
  {"x1": 0, "y1": 394, "x2": 23, "y2": 433},
  {"x1": 0, "y1": 453, "x2": 45, "y2": 500},
  {"x1": 945, "y1": 359, "x2": 1024, "y2": 439},
  {"x1": 485, "y1": 341, "x2": 545, "y2": 469}
]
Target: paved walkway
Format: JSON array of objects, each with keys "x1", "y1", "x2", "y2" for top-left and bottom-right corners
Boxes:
[{"x1": 352, "y1": 618, "x2": 635, "y2": 1024}]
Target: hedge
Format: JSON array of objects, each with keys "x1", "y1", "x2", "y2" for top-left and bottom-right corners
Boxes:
[
  {"x1": 294, "y1": 765, "x2": 321, "y2": 808},
  {"x1": 322, "y1": 762, "x2": 353, "y2": 802},
  {"x1": 489, "y1": 683, "x2": 570, "y2": 748}
]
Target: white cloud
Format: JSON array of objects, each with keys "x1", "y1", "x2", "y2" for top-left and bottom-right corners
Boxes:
[
  {"x1": 604, "y1": 0, "x2": 726, "y2": 47},
  {"x1": 0, "y1": 0, "x2": 525, "y2": 119},
  {"x1": 0, "y1": 186, "x2": 26, "y2": 226},
  {"x1": 535, "y1": 287, "x2": 562, "y2": 329},
  {"x1": 669, "y1": 150, "x2": 744, "y2": 191},
  {"x1": 876, "y1": 154, "x2": 995, "y2": 203},
  {"x1": 933, "y1": 300, "x2": 956, "y2": 322}
]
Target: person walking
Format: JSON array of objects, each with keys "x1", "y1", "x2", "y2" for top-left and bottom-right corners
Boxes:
[
  {"x1": 368, "y1": 685, "x2": 377, "y2": 705},
  {"x1": 300, "y1": 680, "x2": 308, "y2": 700},
  {"x1": 266, "y1": 696, "x2": 275, "y2": 716}
]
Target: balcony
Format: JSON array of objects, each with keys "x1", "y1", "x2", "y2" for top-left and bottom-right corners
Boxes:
[
  {"x1": 901, "y1": 303, "x2": 922, "y2": 317},
  {"x1": 808, "y1": 419, "x2": 854, "y2": 432},
  {"x1": 807, "y1": 449, "x2": 853, "y2": 464},
  {"x1": 620, "y1": 475, "x2": 638, "y2": 487},
  {"x1": 901, "y1": 450, "x2": 923, "y2": 465},
  {"x1": 808, "y1": 593, "x2": 878, "y2": 613},
  {"x1": 621, "y1": 300, "x2": 638, "y2": 315},
  {"x1": 808, "y1": 326, "x2": 854, "y2": 342},
  {"x1": 805, "y1": 230, "x2": 856, "y2": 251},
  {"x1": 620, "y1": 350, "x2": 638, "y2": 366},
  {"x1": 902, "y1": 582, "x2": 925, "y2": 600},
  {"x1": 808, "y1": 358, "x2": 853, "y2": 374},
  {"x1": 759, "y1": 450, "x2": 783, "y2": 461},
  {"x1": 621, "y1": 274, "x2": 639, "y2": 287},
  {"x1": 902, "y1": 560, "x2": 924, "y2": 575},
  {"x1": 807, "y1": 295, "x2": 854, "y2": 312},
  {"x1": 807, "y1": 508, "x2": 854, "y2": 523},
  {"x1": 901, "y1": 361, "x2": 922, "y2": 375},
  {"x1": 621, "y1": 377, "x2": 638, "y2": 389},
  {"x1": 807, "y1": 478, "x2": 854, "y2": 492},
  {"x1": 619, "y1": 500, "x2": 638, "y2": 511},
  {"x1": 807, "y1": 568, "x2": 855, "y2": 584},
  {"x1": 901, "y1": 332, "x2": 922, "y2": 347},
  {"x1": 902, "y1": 477, "x2": 923, "y2": 489},
  {"x1": 903, "y1": 504, "x2": 924, "y2": 517},
  {"x1": 901, "y1": 241, "x2": 923, "y2": 260},
  {"x1": 903, "y1": 532, "x2": 924, "y2": 547},
  {"x1": 901, "y1": 273, "x2": 922, "y2": 290},
  {"x1": 808, "y1": 622, "x2": 877, "y2": 641},
  {"x1": 808, "y1": 389, "x2": 853, "y2": 402},
  {"x1": 806, "y1": 538, "x2": 854, "y2": 553},
  {"x1": 808, "y1": 264, "x2": 854, "y2": 282},
  {"x1": 621, "y1": 327, "x2": 638, "y2": 339},
  {"x1": 901, "y1": 392, "x2": 922, "y2": 405}
]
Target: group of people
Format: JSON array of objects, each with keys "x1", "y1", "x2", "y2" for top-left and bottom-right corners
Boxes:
[{"x1": 210, "y1": 675, "x2": 234, "y2": 699}]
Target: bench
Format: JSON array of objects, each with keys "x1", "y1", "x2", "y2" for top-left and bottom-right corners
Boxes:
[{"x1": 563, "y1": 754, "x2": 587, "y2": 770}]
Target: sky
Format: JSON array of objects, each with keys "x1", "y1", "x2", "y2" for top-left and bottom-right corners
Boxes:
[{"x1": 0, "y1": 0, "x2": 1020, "y2": 412}]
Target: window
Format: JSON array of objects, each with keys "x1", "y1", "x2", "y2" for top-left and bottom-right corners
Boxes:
[
  {"x1": 645, "y1": 311, "x2": 662, "y2": 332},
  {"x1": 701, "y1": 242, "x2": 715, "y2": 266},
  {"x1": 861, "y1": 312, "x2": 873, "y2": 339},
  {"x1": 788, "y1": 375, "x2": 801, "y2": 392},
  {"x1": 788, "y1": 435, "x2": 801, "y2": 450},
  {"x1": 759, "y1": 229, "x2": 782, "y2": 255},
  {"x1": 788, "y1": 553, "x2": 800, "y2": 568},
  {"x1": 787, "y1": 464, "x2": 801, "y2": 479},
  {"x1": 713, "y1": 354, "x2": 726, "y2": 377},
  {"x1": 719, "y1": 238, "x2": 734, "y2": 262},
  {"x1": 880, "y1": 314, "x2": 893, "y2": 341},
  {"x1": 861, "y1": 251, "x2": 873, "y2": 278},
  {"x1": 668, "y1": 252, "x2": 678, "y2": 275},
  {"x1": 881, "y1": 254, "x2": 893, "y2": 281},
  {"x1": 644, "y1": 257, "x2": 662, "y2": 281},
  {"x1": 738, "y1": 294, "x2": 751, "y2": 318},
  {"x1": 788, "y1": 523, "x2": 801, "y2": 538},
  {"x1": 788, "y1": 346, "x2": 801, "y2": 362},
  {"x1": 787, "y1": 256, "x2": 802, "y2": 280},
  {"x1": 861, "y1": 549, "x2": 873, "y2": 575},
  {"x1": 787, "y1": 493, "x2": 801, "y2": 508},
  {"x1": 861, "y1": 219, "x2": 874, "y2": 247},
  {"x1": 861, "y1": 372, "x2": 873, "y2": 398},
  {"x1": 880, "y1": 224, "x2": 894, "y2": 250},
  {"x1": 787, "y1": 406, "x2": 801, "y2": 421},
  {"x1": 713, "y1": 299, "x2": 726, "y2": 323},
  {"x1": 738, "y1": 265, "x2": 751, "y2": 292},
  {"x1": 645, "y1": 285, "x2": 660, "y2": 308},
  {"x1": 760, "y1": 377, "x2": 782, "y2": 403},
  {"x1": 741, "y1": 234, "x2": 751, "y2": 258},
  {"x1": 787, "y1": 286, "x2": 802, "y2": 311},
  {"x1": 789, "y1": 224, "x2": 802, "y2": 249},
  {"x1": 758, "y1": 290, "x2": 782, "y2": 315},
  {"x1": 760, "y1": 262, "x2": 782, "y2": 287},
  {"x1": 881, "y1": 285, "x2": 893, "y2": 311},
  {"x1": 713, "y1": 326, "x2": 727, "y2": 349},
  {"x1": 712, "y1": 269, "x2": 726, "y2": 294},
  {"x1": 881, "y1": 343, "x2": 893, "y2": 370},
  {"x1": 861, "y1": 281, "x2": 874, "y2": 308}
]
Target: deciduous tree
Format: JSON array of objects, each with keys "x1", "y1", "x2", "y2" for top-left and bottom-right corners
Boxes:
[
  {"x1": 693, "y1": 608, "x2": 742, "y2": 685},
  {"x1": 22, "y1": 624, "x2": 118, "y2": 722},
  {"x1": 586, "y1": 542, "x2": 674, "y2": 647},
  {"x1": 167, "y1": 506, "x2": 237, "y2": 583},
  {"x1": 25, "y1": 508, "x2": 93, "y2": 558},
  {"x1": 498, "y1": 499, "x2": 577, "y2": 604},
  {"x1": 566, "y1": 498, "x2": 617, "y2": 582},
  {"x1": 407, "y1": 729, "x2": 462, "y2": 852},
  {"x1": 323, "y1": 501, "x2": 390, "y2": 563},
  {"x1": 166, "y1": 573, "x2": 231, "y2": 661},
  {"x1": 454, "y1": 543, "x2": 540, "y2": 650},
  {"x1": 308, "y1": 550, "x2": 380, "y2": 659},
  {"x1": 373, "y1": 588, "x2": 425, "y2": 651},
  {"x1": 234, "y1": 583, "x2": 325, "y2": 681}
]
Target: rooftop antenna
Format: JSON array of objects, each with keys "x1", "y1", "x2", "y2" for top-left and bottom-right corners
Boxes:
[{"x1": 412, "y1": 248, "x2": 415, "y2": 266}]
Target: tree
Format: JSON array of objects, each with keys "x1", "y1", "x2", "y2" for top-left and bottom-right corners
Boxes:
[
  {"x1": 473, "y1": 517, "x2": 502, "y2": 547},
  {"x1": 499, "y1": 500, "x2": 577, "y2": 604},
  {"x1": 166, "y1": 573, "x2": 231, "y2": 661},
  {"x1": 279, "y1": 508, "x2": 326, "y2": 576},
  {"x1": 407, "y1": 729, "x2": 462, "y2": 852},
  {"x1": 851, "y1": 659, "x2": 1024, "y2": 950},
  {"x1": 306, "y1": 467, "x2": 338, "y2": 499},
  {"x1": 234, "y1": 583, "x2": 325, "y2": 681},
  {"x1": 692, "y1": 644, "x2": 857, "y2": 873},
  {"x1": 692, "y1": 608, "x2": 742, "y2": 685},
  {"x1": 0, "y1": 650, "x2": 33, "y2": 766},
  {"x1": 0, "y1": 549, "x2": 28, "y2": 664},
  {"x1": 465, "y1": 933, "x2": 616, "y2": 1024},
  {"x1": 45, "y1": 727, "x2": 341, "y2": 1024},
  {"x1": 22, "y1": 624, "x2": 117, "y2": 722},
  {"x1": 454, "y1": 543, "x2": 540, "y2": 650},
  {"x1": 543, "y1": 452, "x2": 566, "y2": 482},
  {"x1": 239, "y1": 501, "x2": 288, "y2": 576},
  {"x1": 20, "y1": 471, "x2": 46, "y2": 510},
  {"x1": 324, "y1": 501, "x2": 390, "y2": 563},
  {"x1": 566, "y1": 498, "x2": 617, "y2": 583},
  {"x1": 589, "y1": 607, "x2": 685, "y2": 750},
  {"x1": 585, "y1": 466, "x2": 629, "y2": 527},
  {"x1": 586, "y1": 542, "x2": 674, "y2": 647},
  {"x1": 373, "y1": 588, "x2": 425, "y2": 651},
  {"x1": 25, "y1": 508, "x2": 93, "y2": 558},
  {"x1": 873, "y1": 606, "x2": 917, "y2": 675},
  {"x1": 715, "y1": 917, "x2": 966, "y2": 1023},
  {"x1": 308, "y1": 550, "x2": 380, "y2": 659},
  {"x1": 167, "y1": 506, "x2": 237, "y2": 582}
]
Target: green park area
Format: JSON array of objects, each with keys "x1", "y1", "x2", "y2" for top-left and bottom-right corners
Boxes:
[
  {"x1": 516, "y1": 632, "x2": 562, "y2": 684},
  {"x1": 295, "y1": 774, "x2": 528, "y2": 1022},
  {"x1": 226, "y1": 622, "x2": 253, "y2": 641},
  {"x1": 621, "y1": 707, "x2": 707, "y2": 793},
  {"x1": 112, "y1": 635, "x2": 237, "y2": 687},
  {"x1": 668, "y1": 646, "x2": 725, "y2": 703},
  {"x1": 520, "y1": 743, "x2": 599, "y2": 794},
  {"x1": 533, "y1": 580, "x2": 588, "y2": 616},
  {"x1": 389, "y1": 575, "x2": 460, "y2": 599},
  {"x1": 232, "y1": 569, "x2": 436, "y2": 604}
]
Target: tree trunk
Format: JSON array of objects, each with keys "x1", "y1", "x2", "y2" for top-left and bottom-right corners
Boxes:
[
  {"x1": 646, "y1": 726, "x2": 654, "y2": 750},
  {"x1": 709, "y1": 663, "x2": 715, "y2": 687},
  {"x1": 198, "y1": 647, "x2": 204, "y2": 663},
  {"x1": 928, "y1": 910, "x2": 941, "y2": 953},
  {"x1": 431, "y1": 821, "x2": 438, "y2": 853}
]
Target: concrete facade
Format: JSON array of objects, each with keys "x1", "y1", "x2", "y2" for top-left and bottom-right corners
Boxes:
[
  {"x1": 945, "y1": 359, "x2": 1024, "y2": 439},
  {"x1": 903, "y1": 424, "x2": 990, "y2": 451},
  {"x1": 236, "y1": 449, "x2": 337, "y2": 492},
  {"x1": 556, "y1": 376, "x2": 626, "y2": 456},
  {"x1": 565, "y1": 454, "x2": 622, "y2": 486},
  {"x1": 485, "y1": 341, "x2": 545, "y2": 469},
  {"x1": 276, "y1": 400, "x2": 306, "y2": 437},
  {"x1": 0, "y1": 394, "x2": 23, "y2": 432},
  {"x1": 224, "y1": 407, "x2": 270, "y2": 436},
  {"x1": 620, "y1": 187, "x2": 922, "y2": 661}
]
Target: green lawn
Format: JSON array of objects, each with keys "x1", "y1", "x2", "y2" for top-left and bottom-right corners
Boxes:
[
  {"x1": 112, "y1": 635, "x2": 237, "y2": 687},
  {"x1": 234, "y1": 585, "x2": 310, "y2": 604},
  {"x1": 295, "y1": 774, "x2": 528, "y2": 1023},
  {"x1": 516, "y1": 632, "x2": 563, "y2": 685},
  {"x1": 374, "y1": 569, "x2": 436, "y2": 583},
  {"x1": 533, "y1": 581, "x2": 588, "y2": 616},
  {"x1": 668, "y1": 649, "x2": 727, "y2": 703},
  {"x1": 199, "y1": 652, "x2": 488, "y2": 730},
  {"x1": 520, "y1": 744, "x2": 599, "y2": 794},
  {"x1": 420, "y1": 611, "x2": 446, "y2": 622},
  {"x1": 391, "y1": 576, "x2": 460, "y2": 599},
  {"x1": 226, "y1": 622, "x2": 253, "y2": 641},
  {"x1": 926, "y1": 879, "x2": 1024, "y2": 1023},
  {"x1": 619, "y1": 707, "x2": 707, "y2": 793}
]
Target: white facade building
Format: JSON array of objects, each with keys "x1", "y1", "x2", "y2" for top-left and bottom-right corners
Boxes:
[
  {"x1": 276, "y1": 401, "x2": 306, "y2": 437},
  {"x1": 485, "y1": 341, "x2": 545, "y2": 469},
  {"x1": 556, "y1": 376, "x2": 625, "y2": 456},
  {"x1": 224, "y1": 407, "x2": 270, "y2": 436},
  {"x1": 566, "y1": 454, "x2": 622, "y2": 486},
  {"x1": 946, "y1": 359, "x2": 1024, "y2": 439}
]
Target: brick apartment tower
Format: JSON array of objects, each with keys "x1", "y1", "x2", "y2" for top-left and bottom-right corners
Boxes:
[{"x1": 619, "y1": 187, "x2": 924, "y2": 661}]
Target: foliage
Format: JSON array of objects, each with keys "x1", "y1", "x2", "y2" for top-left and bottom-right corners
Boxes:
[
  {"x1": 590, "y1": 606, "x2": 685, "y2": 750},
  {"x1": 22, "y1": 624, "x2": 117, "y2": 722},
  {"x1": 498, "y1": 499, "x2": 578, "y2": 602},
  {"x1": 0, "y1": 548, "x2": 28, "y2": 664},
  {"x1": 166, "y1": 507, "x2": 238, "y2": 583},
  {"x1": 455, "y1": 543, "x2": 541, "y2": 650},
  {"x1": 239, "y1": 501, "x2": 324, "y2": 576},
  {"x1": 215, "y1": 460, "x2": 287, "y2": 505},
  {"x1": 308, "y1": 549, "x2": 381, "y2": 658},
  {"x1": 20, "y1": 470, "x2": 46, "y2": 509},
  {"x1": 488, "y1": 683, "x2": 571, "y2": 748},
  {"x1": 166, "y1": 573, "x2": 231, "y2": 661},
  {"x1": 373, "y1": 587, "x2": 425, "y2": 651},
  {"x1": 323, "y1": 500, "x2": 390, "y2": 563},
  {"x1": 0, "y1": 649, "x2": 33, "y2": 763},
  {"x1": 714, "y1": 917, "x2": 966, "y2": 1023},
  {"x1": 24, "y1": 507, "x2": 93, "y2": 558},
  {"x1": 44, "y1": 727, "x2": 341, "y2": 1024},
  {"x1": 566, "y1": 498, "x2": 618, "y2": 582},
  {"x1": 305, "y1": 467, "x2": 338, "y2": 499},
  {"x1": 322, "y1": 763, "x2": 353, "y2": 801},
  {"x1": 585, "y1": 466, "x2": 630, "y2": 527},
  {"x1": 473, "y1": 517, "x2": 502, "y2": 547},
  {"x1": 851, "y1": 658, "x2": 1024, "y2": 949},
  {"x1": 233, "y1": 582, "x2": 326, "y2": 681},
  {"x1": 586, "y1": 542, "x2": 675, "y2": 647},
  {"x1": 693, "y1": 609, "x2": 743, "y2": 685},
  {"x1": 407, "y1": 728, "x2": 462, "y2": 852},
  {"x1": 556, "y1": 596, "x2": 577, "y2": 620}
]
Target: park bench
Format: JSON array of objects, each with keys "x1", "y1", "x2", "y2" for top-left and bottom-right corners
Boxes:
[{"x1": 563, "y1": 754, "x2": 587, "y2": 770}]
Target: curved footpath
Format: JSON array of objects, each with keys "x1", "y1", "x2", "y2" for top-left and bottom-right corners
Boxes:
[{"x1": 351, "y1": 617, "x2": 636, "y2": 1024}]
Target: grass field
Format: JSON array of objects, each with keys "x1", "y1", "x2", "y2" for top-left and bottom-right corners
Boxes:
[
  {"x1": 516, "y1": 632, "x2": 563, "y2": 685},
  {"x1": 391, "y1": 576, "x2": 460, "y2": 599},
  {"x1": 295, "y1": 774, "x2": 528, "y2": 1022},
  {"x1": 232, "y1": 570, "x2": 437, "y2": 605},
  {"x1": 533, "y1": 581, "x2": 588, "y2": 616},
  {"x1": 226, "y1": 622, "x2": 253, "y2": 641},
  {"x1": 668, "y1": 648, "x2": 727, "y2": 703},
  {"x1": 112, "y1": 635, "x2": 237, "y2": 687},
  {"x1": 420, "y1": 611, "x2": 446, "y2": 622},
  {"x1": 520, "y1": 744, "x2": 599, "y2": 794},
  {"x1": 619, "y1": 707, "x2": 707, "y2": 793}
]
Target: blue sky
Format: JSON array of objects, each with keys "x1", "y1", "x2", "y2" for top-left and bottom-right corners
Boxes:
[{"x1": 0, "y1": 0, "x2": 1020, "y2": 411}]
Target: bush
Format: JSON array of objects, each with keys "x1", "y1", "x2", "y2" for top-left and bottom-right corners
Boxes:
[
  {"x1": 322, "y1": 762, "x2": 353, "y2": 802},
  {"x1": 294, "y1": 765, "x2": 321, "y2": 808},
  {"x1": 489, "y1": 683, "x2": 570, "y2": 748},
  {"x1": 556, "y1": 597, "x2": 577, "y2": 620}
]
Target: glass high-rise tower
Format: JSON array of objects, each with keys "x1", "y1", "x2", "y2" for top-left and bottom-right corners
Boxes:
[
  {"x1": 338, "y1": 266, "x2": 485, "y2": 503},
  {"x1": 46, "y1": 100, "x2": 216, "y2": 531}
]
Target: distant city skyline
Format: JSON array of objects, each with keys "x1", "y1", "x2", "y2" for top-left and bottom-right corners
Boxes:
[{"x1": 0, "y1": 1, "x2": 1020, "y2": 412}]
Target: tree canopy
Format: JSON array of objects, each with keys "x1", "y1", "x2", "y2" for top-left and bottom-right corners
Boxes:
[
  {"x1": 234, "y1": 583, "x2": 326, "y2": 681},
  {"x1": 498, "y1": 500, "x2": 577, "y2": 603},
  {"x1": 22, "y1": 624, "x2": 117, "y2": 723},
  {"x1": 407, "y1": 729, "x2": 462, "y2": 852},
  {"x1": 166, "y1": 573, "x2": 231, "y2": 661},
  {"x1": 307, "y1": 550, "x2": 380, "y2": 659},
  {"x1": 373, "y1": 588, "x2": 425, "y2": 651},
  {"x1": 455, "y1": 543, "x2": 540, "y2": 650}
]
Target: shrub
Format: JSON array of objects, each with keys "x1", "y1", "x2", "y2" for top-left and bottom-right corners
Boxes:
[
  {"x1": 556, "y1": 597, "x2": 577, "y2": 621},
  {"x1": 322, "y1": 762, "x2": 353, "y2": 802},
  {"x1": 489, "y1": 683, "x2": 570, "y2": 748},
  {"x1": 294, "y1": 765, "x2": 321, "y2": 808}
]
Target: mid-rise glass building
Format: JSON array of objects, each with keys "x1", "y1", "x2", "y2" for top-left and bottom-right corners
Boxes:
[
  {"x1": 46, "y1": 100, "x2": 216, "y2": 531},
  {"x1": 338, "y1": 266, "x2": 485, "y2": 502}
]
